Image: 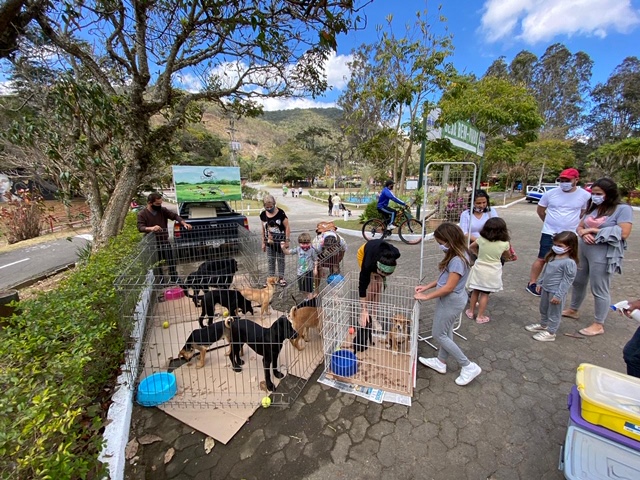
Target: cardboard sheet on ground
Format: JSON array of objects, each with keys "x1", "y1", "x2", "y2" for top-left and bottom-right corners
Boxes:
[{"x1": 140, "y1": 290, "x2": 323, "y2": 444}]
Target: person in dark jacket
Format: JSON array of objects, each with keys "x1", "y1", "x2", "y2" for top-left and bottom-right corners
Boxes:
[
  {"x1": 353, "y1": 239, "x2": 401, "y2": 352},
  {"x1": 137, "y1": 192, "x2": 192, "y2": 284},
  {"x1": 377, "y1": 180, "x2": 406, "y2": 229}
]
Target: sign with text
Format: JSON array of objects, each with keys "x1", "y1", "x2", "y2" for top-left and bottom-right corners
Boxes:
[
  {"x1": 172, "y1": 166, "x2": 242, "y2": 202},
  {"x1": 426, "y1": 108, "x2": 485, "y2": 157}
]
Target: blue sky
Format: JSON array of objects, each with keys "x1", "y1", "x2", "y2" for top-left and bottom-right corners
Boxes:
[{"x1": 260, "y1": 0, "x2": 640, "y2": 110}]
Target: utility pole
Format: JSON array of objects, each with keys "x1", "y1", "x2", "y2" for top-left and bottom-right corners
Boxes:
[{"x1": 227, "y1": 119, "x2": 239, "y2": 166}]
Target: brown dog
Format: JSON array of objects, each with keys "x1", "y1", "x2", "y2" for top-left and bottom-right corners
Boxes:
[
  {"x1": 386, "y1": 314, "x2": 410, "y2": 353},
  {"x1": 289, "y1": 297, "x2": 321, "y2": 350},
  {"x1": 179, "y1": 316, "x2": 234, "y2": 368},
  {"x1": 238, "y1": 276, "x2": 278, "y2": 315}
]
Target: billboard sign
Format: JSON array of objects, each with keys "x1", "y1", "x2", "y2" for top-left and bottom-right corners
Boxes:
[{"x1": 172, "y1": 166, "x2": 242, "y2": 202}]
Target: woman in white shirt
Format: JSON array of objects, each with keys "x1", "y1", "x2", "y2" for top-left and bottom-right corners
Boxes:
[{"x1": 459, "y1": 190, "x2": 499, "y2": 243}]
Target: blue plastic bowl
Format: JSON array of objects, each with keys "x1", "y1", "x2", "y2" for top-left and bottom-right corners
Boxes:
[
  {"x1": 331, "y1": 349, "x2": 358, "y2": 377},
  {"x1": 137, "y1": 372, "x2": 177, "y2": 407},
  {"x1": 327, "y1": 273, "x2": 345, "y2": 285}
]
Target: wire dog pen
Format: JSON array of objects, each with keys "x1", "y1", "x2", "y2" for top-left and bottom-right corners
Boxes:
[
  {"x1": 119, "y1": 226, "x2": 340, "y2": 408},
  {"x1": 320, "y1": 272, "x2": 419, "y2": 397}
]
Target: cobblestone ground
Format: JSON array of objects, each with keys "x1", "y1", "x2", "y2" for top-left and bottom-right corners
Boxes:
[{"x1": 125, "y1": 192, "x2": 640, "y2": 480}]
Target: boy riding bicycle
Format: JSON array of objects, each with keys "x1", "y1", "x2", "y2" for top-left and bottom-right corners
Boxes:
[{"x1": 377, "y1": 180, "x2": 406, "y2": 229}]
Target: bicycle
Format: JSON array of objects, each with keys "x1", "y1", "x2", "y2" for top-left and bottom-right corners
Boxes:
[{"x1": 361, "y1": 202, "x2": 426, "y2": 245}]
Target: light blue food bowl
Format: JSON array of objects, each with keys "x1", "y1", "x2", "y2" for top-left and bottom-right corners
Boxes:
[
  {"x1": 331, "y1": 349, "x2": 358, "y2": 377},
  {"x1": 137, "y1": 372, "x2": 177, "y2": 407}
]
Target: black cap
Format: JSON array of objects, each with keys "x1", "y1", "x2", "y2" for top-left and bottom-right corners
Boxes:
[{"x1": 384, "y1": 180, "x2": 394, "y2": 188}]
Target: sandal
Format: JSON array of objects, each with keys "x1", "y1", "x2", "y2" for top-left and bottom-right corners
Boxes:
[
  {"x1": 562, "y1": 309, "x2": 579, "y2": 319},
  {"x1": 465, "y1": 309, "x2": 475, "y2": 319},
  {"x1": 476, "y1": 315, "x2": 490, "y2": 324}
]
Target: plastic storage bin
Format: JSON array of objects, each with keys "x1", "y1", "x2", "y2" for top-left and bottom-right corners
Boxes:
[
  {"x1": 576, "y1": 363, "x2": 640, "y2": 441},
  {"x1": 567, "y1": 386, "x2": 640, "y2": 452}
]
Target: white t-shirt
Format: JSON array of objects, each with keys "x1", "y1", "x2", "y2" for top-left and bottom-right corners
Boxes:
[{"x1": 539, "y1": 187, "x2": 591, "y2": 235}]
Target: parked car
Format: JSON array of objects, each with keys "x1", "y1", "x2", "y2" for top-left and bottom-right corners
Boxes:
[
  {"x1": 525, "y1": 184, "x2": 559, "y2": 203},
  {"x1": 173, "y1": 200, "x2": 249, "y2": 261}
]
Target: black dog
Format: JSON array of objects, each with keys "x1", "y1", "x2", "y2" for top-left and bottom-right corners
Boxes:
[
  {"x1": 196, "y1": 289, "x2": 254, "y2": 328},
  {"x1": 353, "y1": 315, "x2": 374, "y2": 353},
  {"x1": 179, "y1": 319, "x2": 231, "y2": 369},
  {"x1": 229, "y1": 316, "x2": 298, "y2": 391},
  {"x1": 181, "y1": 258, "x2": 238, "y2": 306}
]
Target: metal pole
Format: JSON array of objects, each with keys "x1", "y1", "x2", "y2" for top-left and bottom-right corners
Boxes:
[{"x1": 417, "y1": 114, "x2": 427, "y2": 218}]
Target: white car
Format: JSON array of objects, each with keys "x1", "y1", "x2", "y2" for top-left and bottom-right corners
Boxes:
[{"x1": 525, "y1": 184, "x2": 558, "y2": 203}]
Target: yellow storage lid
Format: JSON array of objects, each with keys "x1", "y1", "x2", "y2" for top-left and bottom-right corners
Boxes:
[{"x1": 576, "y1": 363, "x2": 640, "y2": 421}]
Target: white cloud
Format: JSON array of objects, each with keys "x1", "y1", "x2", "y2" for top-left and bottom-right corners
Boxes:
[
  {"x1": 0, "y1": 80, "x2": 14, "y2": 95},
  {"x1": 325, "y1": 52, "x2": 352, "y2": 90},
  {"x1": 480, "y1": 0, "x2": 640, "y2": 44},
  {"x1": 261, "y1": 96, "x2": 336, "y2": 111}
]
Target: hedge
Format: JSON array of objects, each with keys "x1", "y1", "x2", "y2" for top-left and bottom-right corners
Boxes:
[{"x1": 0, "y1": 215, "x2": 143, "y2": 479}]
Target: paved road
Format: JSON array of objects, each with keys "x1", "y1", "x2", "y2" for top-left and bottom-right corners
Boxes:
[
  {"x1": 0, "y1": 234, "x2": 92, "y2": 290},
  {"x1": 126, "y1": 191, "x2": 640, "y2": 480}
]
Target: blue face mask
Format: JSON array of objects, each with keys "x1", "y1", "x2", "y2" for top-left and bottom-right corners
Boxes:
[
  {"x1": 591, "y1": 195, "x2": 605, "y2": 205},
  {"x1": 438, "y1": 244, "x2": 449, "y2": 252},
  {"x1": 265, "y1": 206, "x2": 275, "y2": 213}
]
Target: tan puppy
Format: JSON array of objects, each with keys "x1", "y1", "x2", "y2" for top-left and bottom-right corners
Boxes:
[
  {"x1": 386, "y1": 314, "x2": 410, "y2": 353},
  {"x1": 289, "y1": 297, "x2": 321, "y2": 350},
  {"x1": 238, "y1": 276, "x2": 278, "y2": 315}
]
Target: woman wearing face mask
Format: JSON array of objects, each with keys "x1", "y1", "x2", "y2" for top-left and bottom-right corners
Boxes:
[
  {"x1": 260, "y1": 194, "x2": 291, "y2": 286},
  {"x1": 562, "y1": 178, "x2": 633, "y2": 336},
  {"x1": 459, "y1": 190, "x2": 499, "y2": 244}
]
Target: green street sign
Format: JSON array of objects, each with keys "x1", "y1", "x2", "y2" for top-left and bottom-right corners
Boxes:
[{"x1": 427, "y1": 109, "x2": 485, "y2": 157}]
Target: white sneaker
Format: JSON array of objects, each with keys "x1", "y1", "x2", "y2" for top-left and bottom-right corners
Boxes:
[
  {"x1": 387, "y1": 223, "x2": 397, "y2": 230},
  {"x1": 418, "y1": 357, "x2": 447, "y2": 374},
  {"x1": 524, "y1": 323, "x2": 547, "y2": 332},
  {"x1": 533, "y1": 331, "x2": 556, "y2": 342},
  {"x1": 455, "y1": 362, "x2": 481, "y2": 386}
]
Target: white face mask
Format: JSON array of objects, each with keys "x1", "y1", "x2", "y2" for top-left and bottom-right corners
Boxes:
[
  {"x1": 591, "y1": 194, "x2": 605, "y2": 205},
  {"x1": 559, "y1": 182, "x2": 574, "y2": 192},
  {"x1": 551, "y1": 245, "x2": 569, "y2": 255},
  {"x1": 438, "y1": 244, "x2": 449, "y2": 252}
]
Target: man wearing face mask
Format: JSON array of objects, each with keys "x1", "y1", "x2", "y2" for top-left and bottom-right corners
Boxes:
[
  {"x1": 526, "y1": 168, "x2": 591, "y2": 297},
  {"x1": 138, "y1": 192, "x2": 192, "y2": 284}
]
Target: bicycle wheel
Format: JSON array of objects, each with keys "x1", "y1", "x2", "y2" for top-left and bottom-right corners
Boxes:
[
  {"x1": 362, "y1": 218, "x2": 387, "y2": 241},
  {"x1": 398, "y1": 219, "x2": 424, "y2": 245}
]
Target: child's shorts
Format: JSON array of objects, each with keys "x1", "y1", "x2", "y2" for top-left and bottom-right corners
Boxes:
[{"x1": 298, "y1": 271, "x2": 314, "y2": 294}]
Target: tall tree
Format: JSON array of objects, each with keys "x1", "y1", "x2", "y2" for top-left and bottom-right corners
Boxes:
[
  {"x1": 509, "y1": 50, "x2": 537, "y2": 89},
  {"x1": 484, "y1": 56, "x2": 509, "y2": 79},
  {"x1": 532, "y1": 44, "x2": 593, "y2": 138},
  {"x1": 338, "y1": 8, "x2": 456, "y2": 190},
  {"x1": 587, "y1": 57, "x2": 640, "y2": 145},
  {"x1": 0, "y1": 0, "x2": 370, "y2": 247}
]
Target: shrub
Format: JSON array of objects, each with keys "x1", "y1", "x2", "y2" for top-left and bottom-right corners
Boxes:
[
  {"x1": 0, "y1": 214, "x2": 143, "y2": 479},
  {"x1": 0, "y1": 189, "x2": 55, "y2": 244},
  {"x1": 360, "y1": 200, "x2": 383, "y2": 223}
]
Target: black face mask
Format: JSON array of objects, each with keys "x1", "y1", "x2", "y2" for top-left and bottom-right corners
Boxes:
[{"x1": 151, "y1": 204, "x2": 162, "y2": 211}]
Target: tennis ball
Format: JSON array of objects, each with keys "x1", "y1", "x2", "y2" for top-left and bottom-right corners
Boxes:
[
  {"x1": 348, "y1": 326, "x2": 355, "y2": 335},
  {"x1": 162, "y1": 321, "x2": 169, "y2": 329},
  {"x1": 261, "y1": 396, "x2": 271, "y2": 408}
]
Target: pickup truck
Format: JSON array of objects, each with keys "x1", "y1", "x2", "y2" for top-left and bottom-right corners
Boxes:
[
  {"x1": 525, "y1": 184, "x2": 558, "y2": 203},
  {"x1": 173, "y1": 200, "x2": 249, "y2": 260}
]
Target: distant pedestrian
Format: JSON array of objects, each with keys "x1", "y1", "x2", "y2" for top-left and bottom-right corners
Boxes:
[
  {"x1": 415, "y1": 222, "x2": 481, "y2": 386},
  {"x1": 465, "y1": 217, "x2": 511, "y2": 324},
  {"x1": 283, "y1": 185, "x2": 288, "y2": 197},
  {"x1": 328, "y1": 193, "x2": 333, "y2": 216},
  {"x1": 298, "y1": 186, "x2": 303, "y2": 197},
  {"x1": 331, "y1": 193, "x2": 341, "y2": 216},
  {"x1": 524, "y1": 231, "x2": 579, "y2": 342}
]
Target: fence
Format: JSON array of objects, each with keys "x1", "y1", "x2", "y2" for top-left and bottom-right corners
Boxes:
[{"x1": 118, "y1": 226, "x2": 343, "y2": 407}]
